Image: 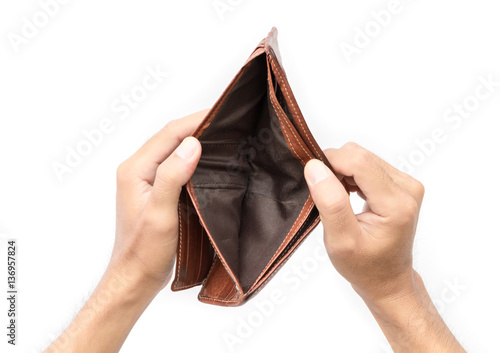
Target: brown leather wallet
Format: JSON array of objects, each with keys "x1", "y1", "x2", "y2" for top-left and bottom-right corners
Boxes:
[{"x1": 171, "y1": 27, "x2": 332, "y2": 306}]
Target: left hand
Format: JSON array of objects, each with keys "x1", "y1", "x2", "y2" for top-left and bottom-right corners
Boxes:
[{"x1": 110, "y1": 110, "x2": 206, "y2": 292}]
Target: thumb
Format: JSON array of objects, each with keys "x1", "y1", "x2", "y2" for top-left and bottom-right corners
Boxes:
[
  {"x1": 304, "y1": 159, "x2": 359, "y2": 240},
  {"x1": 149, "y1": 136, "x2": 201, "y2": 211}
]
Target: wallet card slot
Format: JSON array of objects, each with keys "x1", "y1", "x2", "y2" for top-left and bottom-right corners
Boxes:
[
  {"x1": 267, "y1": 58, "x2": 314, "y2": 164},
  {"x1": 268, "y1": 56, "x2": 324, "y2": 162},
  {"x1": 172, "y1": 187, "x2": 215, "y2": 291}
]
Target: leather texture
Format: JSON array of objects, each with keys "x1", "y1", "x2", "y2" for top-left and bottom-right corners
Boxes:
[{"x1": 171, "y1": 27, "x2": 332, "y2": 306}]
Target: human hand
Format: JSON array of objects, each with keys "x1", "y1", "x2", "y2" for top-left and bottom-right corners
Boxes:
[
  {"x1": 110, "y1": 110, "x2": 205, "y2": 293},
  {"x1": 304, "y1": 143, "x2": 467, "y2": 352},
  {"x1": 44, "y1": 111, "x2": 206, "y2": 353},
  {"x1": 304, "y1": 142, "x2": 425, "y2": 304}
]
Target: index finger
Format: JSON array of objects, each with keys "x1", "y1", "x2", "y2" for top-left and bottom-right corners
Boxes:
[
  {"x1": 325, "y1": 143, "x2": 410, "y2": 217},
  {"x1": 326, "y1": 145, "x2": 425, "y2": 206}
]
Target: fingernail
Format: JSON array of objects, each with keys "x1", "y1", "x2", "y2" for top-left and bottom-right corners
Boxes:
[
  {"x1": 175, "y1": 137, "x2": 198, "y2": 160},
  {"x1": 306, "y1": 159, "x2": 332, "y2": 185}
]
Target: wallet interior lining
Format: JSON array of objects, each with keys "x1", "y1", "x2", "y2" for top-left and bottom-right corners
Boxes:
[
  {"x1": 259, "y1": 207, "x2": 319, "y2": 286},
  {"x1": 191, "y1": 53, "x2": 310, "y2": 292}
]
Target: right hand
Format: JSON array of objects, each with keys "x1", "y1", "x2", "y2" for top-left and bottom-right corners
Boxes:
[{"x1": 304, "y1": 142, "x2": 425, "y2": 304}]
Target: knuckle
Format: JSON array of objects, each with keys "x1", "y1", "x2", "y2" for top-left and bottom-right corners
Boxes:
[
  {"x1": 396, "y1": 194, "x2": 419, "y2": 222},
  {"x1": 116, "y1": 160, "x2": 132, "y2": 184},
  {"x1": 405, "y1": 197, "x2": 419, "y2": 216},
  {"x1": 162, "y1": 119, "x2": 181, "y2": 140},
  {"x1": 403, "y1": 176, "x2": 425, "y2": 203},
  {"x1": 320, "y1": 193, "x2": 350, "y2": 217},
  {"x1": 342, "y1": 141, "x2": 361, "y2": 150},
  {"x1": 341, "y1": 143, "x2": 375, "y2": 169},
  {"x1": 413, "y1": 180, "x2": 425, "y2": 199},
  {"x1": 350, "y1": 148, "x2": 372, "y2": 169},
  {"x1": 155, "y1": 163, "x2": 175, "y2": 185},
  {"x1": 322, "y1": 149, "x2": 338, "y2": 172},
  {"x1": 163, "y1": 119, "x2": 177, "y2": 132},
  {"x1": 323, "y1": 148, "x2": 335, "y2": 159},
  {"x1": 398, "y1": 173, "x2": 426, "y2": 202},
  {"x1": 140, "y1": 205, "x2": 178, "y2": 235}
]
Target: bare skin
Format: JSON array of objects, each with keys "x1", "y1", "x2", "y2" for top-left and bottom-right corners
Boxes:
[
  {"x1": 304, "y1": 144, "x2": 466, "y2": 352},
  {"x1": 45, "y1": 110, "x2": 206, "y2": 353},
  {"x1": 44, "y1": 111, "x2": 465, "y2": 353}
]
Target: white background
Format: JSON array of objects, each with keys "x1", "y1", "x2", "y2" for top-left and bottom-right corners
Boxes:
[{"x1": 1, "y1": 0, "x2": 499, "y2": 352}]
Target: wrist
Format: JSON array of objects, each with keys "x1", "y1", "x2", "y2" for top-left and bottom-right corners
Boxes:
[
  {"x1": 44, "y1": 254, "x2": 161, "y2": 353},
  {"x1": 105, "y1": 254, "x2": 165, "y2": 303},
  {"x1": 359, "y1": 270, "x2": 435, "y2": 329},
  {"x1": 358, "y1": 270, "x2": 466, "y2": 352},
  {"x1": 353, "y1": 267, "x2": 419, "y2": 305}
]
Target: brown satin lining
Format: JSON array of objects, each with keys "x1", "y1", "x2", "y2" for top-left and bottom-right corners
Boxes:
[{"x1": 191, "y1": 53, "x2": 310, "y2": 292}]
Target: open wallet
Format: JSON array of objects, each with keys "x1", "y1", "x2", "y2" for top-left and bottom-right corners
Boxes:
[{"x1": 171, "y1": 27, "x2": 333, "y2": 306}]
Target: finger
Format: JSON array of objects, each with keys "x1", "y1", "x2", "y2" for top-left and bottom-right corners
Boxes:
[
  {"x1": 325, "y1": 146, "x2": 425, "y2": 205},
  {"x1": 304, "y1": 159, "x2": 360, "y2": 242},
  {"x1": 324, "y1": 143, "x2": 408, "y2": 217},
  {"x1": 366, "y1": 153, "x2": 425, "y2": 205},
  {"x1": 122, "y1": 109, "x2": 208, "y2": 184},
  {"x1": 147, "y1": 136, "x2": 201, "y2": 216}
]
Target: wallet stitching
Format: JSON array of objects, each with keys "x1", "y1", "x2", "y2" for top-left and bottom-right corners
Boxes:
[
  {"x1": 193, "y1": 186, "x2": 297, "y2": 204},
  {"x1": 173, "y1": 190, "x2": 203, "y2": 290},
  {"x1": 173, "y1": 196, "x2": 184, "y2": 288},
  {"x1": 187, "y1": 183, "x2": 243, "y2": 302},
  {"x1": 249, "y1": 198, "x2": 314, "y2": 290},
  {"x1": 269, "y1": 57, "x2": 321, "y2": 159},
  {"x1": 270, "y1": 88, "x2": 312, "y2": 160},
  {"x1": 196, "y1": 227, "x2": 205, "y2": 282},
  {"x1": 246, "y1": 190, "x2": 297, "y2": 204},
  {"x1": 249, "y1": 214, "x2": 319, "y2": 297},
  {"x1": 274, "y1": 201, "x2": 314, "y2": 262},
  {"x1": 273, "y1": 73, "x2": 313, "y2": 160},
  {"x1": 277, "y1": 203, "x2": 315, "y2": 261},
  {"x1": 268, "y1": 58, "x2": 313, "y2": 161},
  {"x1": 202, "y1": 143, "x2": 241, "y2": 146},
  {"x1": 188, "y1": 65, "x2": 249, "y2": 302},
  {"x1": 190, "y1": 47, "x2": 322, "y2": 304},
  {"x1": 202, "y1": 255, "x2": 218, "y2": 286},
  {"x1": 225, "y1": 285, "x2": 237, "y2": 301},
  {"x1": 266, "y1": 57, "x2": 304, "y2": 162},
  {"x1": 192, "y1": 59, "x2": 252, "y2": 139},
  {"x1": 192, "y1": 182, "x2": 246, "y2": 187},
  {"x1": 173, "y1": 282, "x2": 204, "y2": 291},
  {"x1": 186, "y1": 196, "x2": 191, "y2": 283},
  {"x1": 199, "y1": 294, "x2": 239, "y2": 304},
  {"x1": 192, "y1": 183, "x2": 246, "y2": 191},
  {"x1": 269, "y1": 95, "x2": 302, "y2": 162},
  {"x1": 199, "y1": 259, "x2": 240, "y2": 303},
  {"x1": 175, "y1": 189, "x2": 236, "y2": 297}
]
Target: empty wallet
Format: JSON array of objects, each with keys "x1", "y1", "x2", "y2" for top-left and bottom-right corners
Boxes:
[{"x1": 171, "y1": 27, "x2": 333, "y2": 306}]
